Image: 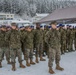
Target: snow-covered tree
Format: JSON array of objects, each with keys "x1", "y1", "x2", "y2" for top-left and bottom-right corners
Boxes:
[{"x1": 0, "y1": 0, "x2": 76, "y2": 17}]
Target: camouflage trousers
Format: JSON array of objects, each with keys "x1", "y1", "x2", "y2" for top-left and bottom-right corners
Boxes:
[
  {"x1": 24, "y1": 48, "x2": 33, "y2": 60},
  {"x1": 74, "y1": 39, "x2": 76, "y2": 50},
  {"x1": 69, "y1": 39, "x2": 73, "y2": 51},
  {"x1": 21, "y1": 42, "x2": 25, "y2": 55},
  {"x1": 43, "y1": 42, "x2": 49, "y2": 56},
  {"x1": 10, "y1": 48, "x2": 22, "y2": 63},
  {"x1": 0, "y1": 47, "x2": 10, "y2": 62},
  {"x1": 48, "y1": 47, "x2": 61, "y2": 68},
  {"x1": 61, "y1": 41, "x2": 66, "y2": 53},
  {"x1": 67, "y1": 39, "x2": 73, "y2": 51},
  {"x1": 66, "y1": 39, "x2": 73, "y2": 51},
  {"x1": 35, "y1": 43, "x2": 43, "y2": 57}
]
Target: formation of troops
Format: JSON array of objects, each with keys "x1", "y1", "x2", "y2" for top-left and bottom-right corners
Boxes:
[{"x1": 0, "y1": 21, "x2": 76, "y2": 74}]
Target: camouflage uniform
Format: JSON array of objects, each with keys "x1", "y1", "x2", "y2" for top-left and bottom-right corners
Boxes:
[
  {"x1": 39, "y1": 29, "x2": 44, "y2": 58},
  {"x1": 74, "y1": 29, "x2": 76, "y2": 50},
  {"x1": 45, "y1": 29, "x2": 61, "y2": 68},
  {"x1": 60, "y1": 28, "x2": 67, "y2": 54},
  {"x1": 43, "y1": 29, "x2": 49, "y2": 56},
  {"x1": 66, "y1": 28, "x2": 74, "y2": 52},
  {"x1": 23, "y1": 31, "x2": 34, "y2": 60},
  {"x1": 21, "y1": 29, "x2": 35, "y2": 66},
  {"x1": 66, "y1": 28, "x2": 71, "y2": 52},
  {"x1": 33, "y1": 29, "x2": 44, "y2": 59},
  {"x1": 9, "y1": 29, "x2": 22, "y2": 63},
  {"x1": 20, "y1": 30, "x2": 26, "y2": 55},
  {"x1": 0, "y1": 30, "x2": 10, "y2": 63},
  {"x1": 69, "y1": 29, "x2": 74, "y2": 51}
]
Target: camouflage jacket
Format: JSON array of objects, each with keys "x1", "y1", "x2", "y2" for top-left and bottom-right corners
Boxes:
[
  {"x1": 60, "y1": 28, "x2": 66, "y2": 42},
  {"x1": 0, "y1": 30, "x2": 9, "y2": 48},
  {"x1": 23, "y1": 31, "x2": 34, "y2": 49},
  {"x1": 33, "y1": 29, "x2": 44, "y2": 45},
  {"x1": 45, "y1": 29, "x2": 61, "y2": 49},
  {"x1": 9, "y1": 29, "x2": 21, "y2": 49},
  {"x1": 20, "y1": 30, "x2": 27, "y2": 43},
  {"x1": 70, "y1": 29, "x2": 75, "y2": 40}
]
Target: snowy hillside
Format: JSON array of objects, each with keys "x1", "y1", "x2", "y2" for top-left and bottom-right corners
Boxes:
[
  {"x1": 0, "y1": 0, "x2": 76, "y2": 17},
  {"x1": 0, "y1": 52, "x2": 76, "y2": 75}
]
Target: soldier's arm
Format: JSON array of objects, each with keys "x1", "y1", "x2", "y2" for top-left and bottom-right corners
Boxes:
[
  {"x1": 6, "y1": 31, "x2": 11, "y2": 41},
  {"x1": 45, "y1": 31, "x2": 51, "y2": 44}
]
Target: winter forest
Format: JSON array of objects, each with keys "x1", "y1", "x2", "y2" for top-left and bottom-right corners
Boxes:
[{"x1": 0, "y1": 0, "x2": 76, "y2": 17}]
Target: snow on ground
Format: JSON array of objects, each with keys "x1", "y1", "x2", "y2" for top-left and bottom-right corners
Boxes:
[{"x1": 0, "y1": 51, "x2": 76, "y2": 75}]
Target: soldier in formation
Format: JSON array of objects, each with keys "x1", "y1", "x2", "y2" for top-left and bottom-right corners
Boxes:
[
  {"x1": 45, "y1": 21, "x2": 64, "y2": 74},
  {"x1": 0, "y1": 21, "x2": 76, "y2": 74}
]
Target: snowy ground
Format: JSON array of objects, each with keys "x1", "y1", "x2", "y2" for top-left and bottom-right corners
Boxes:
[{"x1": 0, "y1": 51, "x2": 76, "y2": 75}]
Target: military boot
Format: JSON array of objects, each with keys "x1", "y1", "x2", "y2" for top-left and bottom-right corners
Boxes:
[
  {"x1": 12, "y1": 63, "x2": 16, "y2": 71},
  {"x1": 49, "y1": 68, "x2": 55, "y2": 74},
  {"x1": 40, "y1": 56, "x2": 46, "y2": 61},
  {"x1": 0, "y1": 62, "x2": 2, "y2": 68},
  {"x1": 30, "y1": 59, "x2": 35, "y2": 65},
  {"x1": 56, "y1": 64, "x2": 64, "y2": 71},
  {"x1": 26, "y1": 60, "x2": 31, "y2": 67},
  {"x1": 20, "y1": 62, "x2": 25, "y2": 68},
  {"x1": 35, "y1": 57, "x2": 39, "y2": 63}
]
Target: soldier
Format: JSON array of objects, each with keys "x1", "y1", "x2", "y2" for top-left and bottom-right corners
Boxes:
[
  {"x1": 45, "y1": 21, "x2": 64, "y2": 74},
  {"x1": 43, "y1": 25, "x2": 49, "y2": 57},
  {"x1": 33, "y1": 23, "x2": 45, "y2": 63},
  {"x1": 20, "y1": 26, "x2": 25, "y2": 55},
  {"x1": 66, "y1": 25, "x2": 72, "y2": 52},
  {"x1": 22, "y1": 25, "x2": 35, "y2": 67},
  {"x1": 9, "y1": 23, "x2": 25, "y2": 71},
  {"x1": 74, "y1": 26, "x2": 76, "y2": 50},
  {"x1": 0, "y1": 25, "x2": 11, "y2": 68},
  {"x1": 69, "y1": 26, "x2": 75, "y2": 51},
  {"x1": 60, "y1": 25, "x2": 67, "y2": 54},
  {"x1": 5, "y1": 26, "x2": 12, "y2": 64},
  {"x1": 40, "y1": 25, "x2": 46, "y2": 60}
]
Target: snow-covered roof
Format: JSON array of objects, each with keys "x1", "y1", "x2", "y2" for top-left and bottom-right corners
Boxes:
[
  {"x1": 0, "y1": 13, "x2": 14, "y2": 15},
  {"x1": 36, "y1": 13, "x2": 49, "y2": 17},
  {"x1": 11, "y1": 20, "x2": 32, "y2": 24}
]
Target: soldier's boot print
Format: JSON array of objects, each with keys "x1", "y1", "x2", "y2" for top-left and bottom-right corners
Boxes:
[
  {"x1": 30, "y1": 59, "x2": 35, "y2": 65},
  {"x1": 35, "y1": 57, "x2": 39, "y2": 63},
  {"x1": 40, "y1": 56, "x2": 46, "y2": 61},
  {"x1": 0, "y1": 62, "x2": 2, "y2": 68},
  {"x1": 56, "y1": 64, "x2": 64, "y2": 71},
  {"x1": 49, "y1": 68, "x2": 55, "y2": 74},
  {"x1": 7, "y1": 61, "x2": 11, "y2": 64},
  {"x1": 26, "y1": 60, "x2": 31, "y2": 67},
  {"x1": 12, "y1": 63, "x2": 16, "y2": 71},
  {"x1": 20, "y1": 62, "x2": 25, "y2": 68}
]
